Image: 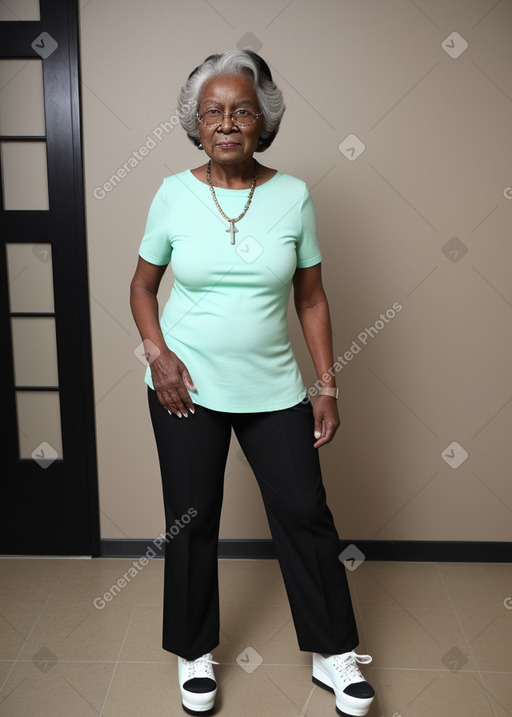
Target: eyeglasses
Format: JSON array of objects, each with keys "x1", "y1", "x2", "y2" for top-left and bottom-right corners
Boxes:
[{"x1": 196, "y1": 108, "x2": 262, "y2": 128}]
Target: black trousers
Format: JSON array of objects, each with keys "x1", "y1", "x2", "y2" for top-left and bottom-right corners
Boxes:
[{"x1": 148, "y1": 387, "x2": 359, "y2": 661}]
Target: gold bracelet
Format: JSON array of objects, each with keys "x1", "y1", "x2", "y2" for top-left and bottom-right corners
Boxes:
[{"x1": 318, "y1": 387, "x2": 339, "y2": 399}]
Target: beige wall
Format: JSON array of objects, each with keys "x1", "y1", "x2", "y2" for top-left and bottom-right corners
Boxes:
[{"x1": 77, "y1": 0, "x2": 512, "y2": 543}]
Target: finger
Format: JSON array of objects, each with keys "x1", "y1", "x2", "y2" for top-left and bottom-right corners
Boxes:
[
  {"x1": 179, "y1": 387, "x2": 196, "y2": 414},
  {"x1": 314, "y1": 419, "x2": 340, "y2": 448},
  {"x1": 169, "y1": 387, "x2": 195, "y2": 417},
  {"x1": 313, "y1": 415, "x2": 325, "y2": 446},
  {"x1": 156, "y1": 390, "x2": 181, "y2": 417},
  {"x1": 314, "y1": 417, "x2": 323, "y2": 440},
  {"x1": 313, "y1": 417, "x2": 324, "y2": 447},
  {"x1": 314, "y1": 431, "x2": 333, "y2": 448},
  {"x1": 155, "y1": 387, "x2": 185, "y2": 416}
]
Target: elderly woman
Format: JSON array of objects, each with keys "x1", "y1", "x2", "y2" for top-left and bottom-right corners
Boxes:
[{"x1": 130, "y1": 50, "x2": 374, "y2": 716}]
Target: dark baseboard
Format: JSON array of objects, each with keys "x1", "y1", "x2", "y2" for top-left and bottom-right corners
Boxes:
[{"x1": 100, "y1": 538, "x2": 512, "y2": 562}]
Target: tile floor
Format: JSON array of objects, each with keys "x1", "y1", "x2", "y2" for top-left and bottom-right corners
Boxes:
[{"x1": 0, "y1": 556, "x2": 511, "y2": 716}]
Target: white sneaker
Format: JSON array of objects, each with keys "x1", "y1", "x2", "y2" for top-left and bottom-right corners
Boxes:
[
  {"x1": 178, "y1": 653, "x2": 219, "y2": 715},
  {"x1": 312, "y1": 651, "x2": 375, "y2": 716}
]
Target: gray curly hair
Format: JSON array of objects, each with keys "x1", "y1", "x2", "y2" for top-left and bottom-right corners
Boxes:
[{"x1": 177, "y1": 50, "x2": 285, "y2": 152}]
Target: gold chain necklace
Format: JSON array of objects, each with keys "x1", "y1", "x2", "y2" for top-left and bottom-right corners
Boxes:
[{"x1": 206, "y1": 159, "x2": 259, "y2": 244}]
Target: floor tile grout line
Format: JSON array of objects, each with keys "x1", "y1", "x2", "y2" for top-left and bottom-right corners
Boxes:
[
  {"x1": 348, "y1": 573, "x2": 385, "y2": 715},
  {"x1": 2, "y1": 656, "x2": 511, "y2": 674},
  {"x1": 98, "y1": 557, "x2": 155, "y2": 716},
  {"x1": 467, "y1": 672, "x2": 512, "y2": 717},
  {"x1": 367, "y1": 666, "x2": 512, "y2": 674},
  {"x1": 0, "y1": 593, "x2": 53, "y2": 695},
  {"x1": 98, "y1": 603, "x2": 140, "y2": 716},
  {"x1": 434, "y1": 562, "x2": 500, "y2": 717}
]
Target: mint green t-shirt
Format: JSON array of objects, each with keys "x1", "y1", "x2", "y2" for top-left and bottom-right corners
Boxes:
[{"x1": 138, "y1": 169, "x2": 322, "y2": 412}]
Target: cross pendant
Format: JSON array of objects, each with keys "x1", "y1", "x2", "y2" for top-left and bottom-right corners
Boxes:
[{"x1": 226, "y1": 222, "x2": 238, "y2": 245}]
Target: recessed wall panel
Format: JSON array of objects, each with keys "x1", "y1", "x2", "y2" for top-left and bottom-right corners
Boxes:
[
  {"x1": 0, "y1": 0, "x2": 40, "y2": 21},
  {"x1": 1, "y1": 141, "x2": 49, "y2": 210},
  {"x1": 16, "y1": 391, "x2": 63, "y2": 461},
  {"x1": 0, "y1": 60, "x2": 45, "y2": 136},
  {"x1": 6, "y1": 243, "x2": 55, "y2": 313},
  {"x1": 11, "y1": 317, "x2": 59, "y2": 387}
]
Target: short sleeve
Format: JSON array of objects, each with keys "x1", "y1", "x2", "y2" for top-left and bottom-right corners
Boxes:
[
  {"x1": 138, "y1": 180, "x2": 171, "y2": 266},
  {"x1": 296, "y1": 183, "x2": 322, "y2": 268}
]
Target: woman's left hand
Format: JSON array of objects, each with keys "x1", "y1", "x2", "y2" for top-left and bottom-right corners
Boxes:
[{"x1": 313, "y1": 396, "x2": 341, "y2": 448}]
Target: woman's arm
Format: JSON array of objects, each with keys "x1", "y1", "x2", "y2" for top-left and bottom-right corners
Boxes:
[
  {"x1": 130, "y1": 256, "x2": 195, "y2": 417},
  {"x1": 293, "y1": 263, "x2": 340, "y2": 447}
]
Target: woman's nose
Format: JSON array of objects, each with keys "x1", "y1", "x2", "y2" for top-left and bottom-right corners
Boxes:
[{"x1": 218, "y1": 113, "x2": 237, "y2": 129}]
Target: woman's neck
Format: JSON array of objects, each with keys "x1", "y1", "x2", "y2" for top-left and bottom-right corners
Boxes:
[{"x1": 207, "y1": 157, "x2": 257, "y2": 189}]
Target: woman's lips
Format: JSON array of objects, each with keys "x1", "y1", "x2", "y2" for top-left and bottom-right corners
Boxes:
[{"x1": 216, "y1": 142, "x2": 239, "y2": 149}]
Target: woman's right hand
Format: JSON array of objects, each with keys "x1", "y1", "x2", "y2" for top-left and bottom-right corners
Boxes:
[
  {"x1": 130, "y1": 258, "x2": 195, "y2": 417},
  {"x1": 150, "y1": 347, "x2": 196, "y2": 418}
]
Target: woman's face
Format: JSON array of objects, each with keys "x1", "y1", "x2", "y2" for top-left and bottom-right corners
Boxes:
[{"x1": 196, "y1": 74, "x2": 264, "y2": 166}]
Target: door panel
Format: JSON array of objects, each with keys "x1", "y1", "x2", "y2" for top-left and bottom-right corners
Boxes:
[{"x1": 0, "y1": 0, "x2": 99, "y2": 555}]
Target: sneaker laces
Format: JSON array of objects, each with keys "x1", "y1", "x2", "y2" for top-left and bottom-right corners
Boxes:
[
  {"x1": 331, "y1": 651, "x2": 372, "y2": 686},
  {"x1": 182, "y1": 653, "x2": 219, "y2": 681}
]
